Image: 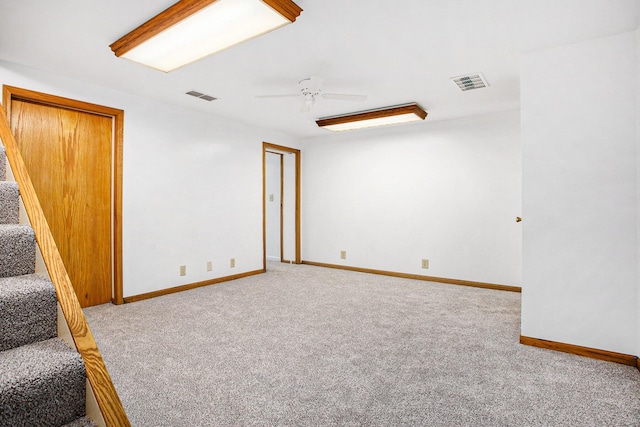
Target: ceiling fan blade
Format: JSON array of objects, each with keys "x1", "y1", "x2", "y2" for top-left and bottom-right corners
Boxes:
[
  {"x1": 255, "y1": 94, "x2": 299, "y2": 99},
  {"x1": 322, "y1": 93, "x2": 368, "y2": 102}
]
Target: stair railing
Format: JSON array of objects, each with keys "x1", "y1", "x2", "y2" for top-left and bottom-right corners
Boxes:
[{"x1": 0, "y1": 106, "x2": 130, "y2": 427}]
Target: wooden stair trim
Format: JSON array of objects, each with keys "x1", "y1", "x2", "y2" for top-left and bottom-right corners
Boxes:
[{"x1": 0, "y1": 105, "x2": 130, "y2": 426}]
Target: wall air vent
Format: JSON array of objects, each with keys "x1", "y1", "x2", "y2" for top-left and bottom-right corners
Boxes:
[
  {"x1": 450, "y1": 73, "x2": 489, "y2": 91},
  {"x1": 186, "y1": 90, "x2": 217, "y2": 101}
]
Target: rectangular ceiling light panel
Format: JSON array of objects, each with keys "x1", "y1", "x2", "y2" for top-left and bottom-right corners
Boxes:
[
  {"x1": 316, "y1": 104, "x2": 427, "y2": 132},
  {"x1": 110, "y1": 0, "x2": 302, "y2": 72}
]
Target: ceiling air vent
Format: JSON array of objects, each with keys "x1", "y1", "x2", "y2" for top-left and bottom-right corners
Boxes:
[
  {"x1": 186, "y1": 90, "x2": 217, "y2": 101},
  {"x1": 450, "y1": 73, "x2": 489, "y2": 91}
]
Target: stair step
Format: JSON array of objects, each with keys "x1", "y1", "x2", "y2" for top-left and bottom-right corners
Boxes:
[
  {"x1": 0, "y1": 338, "x2": 87, "y2": 426},
  {"x1": 0, "y1": 181, "x2": 19, "y2": 225},
  {"x1": 0, "y1": 274, "x2": 57, "y2": 352},
  {"x1": 62, "y1": 416, "x2": 98, "y2": 427},
  {"x1": 0, "y1": 224, "x2": 35, "y2": 277}
]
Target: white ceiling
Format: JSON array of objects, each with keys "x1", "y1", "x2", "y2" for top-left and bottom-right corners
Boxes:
[{"x1": 0, "y1": 0, "x2": 638, "y2": 138}]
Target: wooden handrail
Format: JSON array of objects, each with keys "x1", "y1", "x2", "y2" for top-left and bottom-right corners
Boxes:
[{"x1": 0, "y1": 106, "x2": 130, "y2": 426}]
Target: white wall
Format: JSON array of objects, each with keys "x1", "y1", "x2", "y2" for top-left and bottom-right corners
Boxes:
[
  {"x1": 521, "y1": 30, "x2": 638, "y2": 355},
  {"x1": 0, "y1": 60, "x2": 297, "y2": 298},
  {"x1": 301, "y1": 110, "x2": 522, "y2": 286}
]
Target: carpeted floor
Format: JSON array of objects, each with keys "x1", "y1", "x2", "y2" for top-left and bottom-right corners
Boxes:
[{"x1": 84, "y1": 262, "x2": 640, "y2": 426}]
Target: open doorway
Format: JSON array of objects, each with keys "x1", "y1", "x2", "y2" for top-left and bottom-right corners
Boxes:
[{"x1": 262, "y1": 142, "x2": 300, "y2": 270}]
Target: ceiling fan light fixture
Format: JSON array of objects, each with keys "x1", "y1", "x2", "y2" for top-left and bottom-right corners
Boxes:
[
  {"x1": 110, "y1": 0, "x2": 303, "y2": 72},
  {"x1": 316, "y1": 103, "x2": 427, "y2": 132}
]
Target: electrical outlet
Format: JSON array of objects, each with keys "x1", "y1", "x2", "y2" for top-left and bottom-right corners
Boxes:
[
  {"x1": 180, "y1": 265, "x2": 186, "y2": 276},
  {"x1": 340, "y1": 251, "x2": 347, "y2": 260},
  {"x1": 206, "y1": 261, "x2": 212, "y2": 272},
  {"x1": 422, "y1": 259, "x2": 429, "y2": 269},
  {"x1": 230, "y1": 258, "x2": 235, "y2": 268},
  {"x1": 269, "y1": 194, "x2": 274, "y2": 202}
]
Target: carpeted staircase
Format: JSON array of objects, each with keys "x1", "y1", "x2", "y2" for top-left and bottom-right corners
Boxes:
[{"x1": 0, "y1": 145, "x2": 96, "y2": 426}]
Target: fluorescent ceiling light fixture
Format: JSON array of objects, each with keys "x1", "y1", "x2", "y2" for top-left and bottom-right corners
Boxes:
[
  {"x1": 110, "y1": 0, "x2": 302, "y2": 72},
  {"x1": 316, "y1": 104, "x2": 427, "y2": 132}
]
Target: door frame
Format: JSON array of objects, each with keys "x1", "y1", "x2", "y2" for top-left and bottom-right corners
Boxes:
[
  {"x1": 262, "y1": 142, "x2": 300, "y2": 269},
  {"x1": 265, "y1": 151, "x2": 284, "y2": 261},
  {"x1": 3, "y1": 85, "x2": 125, "y2": 305}
]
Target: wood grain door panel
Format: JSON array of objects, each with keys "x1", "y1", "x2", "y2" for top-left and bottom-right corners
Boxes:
[{"x1": 10, "y1": 99, "x2": 112, "y2": 307}]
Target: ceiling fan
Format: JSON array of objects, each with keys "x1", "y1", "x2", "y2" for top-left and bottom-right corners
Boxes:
[{"x1": 256, "y1": 76, "x2": 367, "y2": 113}]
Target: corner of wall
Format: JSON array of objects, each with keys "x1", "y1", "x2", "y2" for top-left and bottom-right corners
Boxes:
[
  {"x1": 522, "y1": 30, "x2": 638, "y2": 356},
  {"x1": 636, "y1": 25, "x2": 640, "y2": 359}
]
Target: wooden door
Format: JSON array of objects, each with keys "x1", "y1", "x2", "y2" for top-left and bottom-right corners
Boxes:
[{"x1": 10, "y1": 99, "x2": 112, "y2": 307}]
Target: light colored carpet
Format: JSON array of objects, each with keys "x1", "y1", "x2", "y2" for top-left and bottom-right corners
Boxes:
[{"x1": 84, "y1": 262, "x2": 640, "y2": 426}]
